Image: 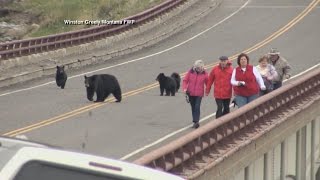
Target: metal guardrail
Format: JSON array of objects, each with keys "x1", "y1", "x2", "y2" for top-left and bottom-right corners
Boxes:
[
  {"x1": 0, "y1": 0, "x2": 185, "y2": 60},
  {"x1": 134, "y1": 68, "x2": 320, "y2": 178}
]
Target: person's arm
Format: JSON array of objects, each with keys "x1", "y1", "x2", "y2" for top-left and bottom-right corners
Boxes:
[
  {"x1": 253, "y1": 66, "x2": 266, "y2": 89},
  {"x1": 206, "y1": 69, "x2": 215, "y2": 95},
  {"x1": 182, "y1": 71, "x2": 190, "y2": 92},
  {"x1": 231, "y1": 69, "x2": 239, "y2": 86},
  {"x1": 282, "y1": 57, "x2": 292, "y2": 78},
  {"x1": 204, "y1": 72, "x2": 209, "y2": 92}
]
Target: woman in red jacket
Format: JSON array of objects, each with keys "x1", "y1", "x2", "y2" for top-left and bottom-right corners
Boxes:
[
  {"x1": 183, "y1": 60, "x2": 208, "y2": 129},
  {"x1": 231, "y1": 53, "x2": 266, "y2": 108},
  {"x1": 206, "y1": 56, "x2": 233, "y2": 119}
]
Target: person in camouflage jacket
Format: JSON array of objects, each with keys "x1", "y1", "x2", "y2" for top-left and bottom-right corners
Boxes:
[{"x1": 268, "y1": 48, "x2": 292, "y2": 90}]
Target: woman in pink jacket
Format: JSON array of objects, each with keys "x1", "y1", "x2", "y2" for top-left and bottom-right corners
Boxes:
[{"x1": 183, "y1": 60, "x2": 208, "y2": 129}]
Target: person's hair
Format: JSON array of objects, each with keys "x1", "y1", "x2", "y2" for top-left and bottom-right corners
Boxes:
[
  {"x1": 237, "y1": 53, "x2": 249, "y2": 66},
  {"x1": 193, "y1": 60, "x2": 205, "y2": 73},
  {"x1": 194, "y1": 59, "x2": 204, "y2": 69},
  {"x1": 258, "y1": 55, "x2": 269, "y2": 63}
]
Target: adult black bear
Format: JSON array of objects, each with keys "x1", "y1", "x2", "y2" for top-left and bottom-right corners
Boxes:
[
  {"x1": 84, "y1": 74, "x2": 122, "y2": 102},
  {"x1": 55, "y1": 65, "x2": 67, "y2": 89},
  {"x1": 156, "y1": 72, "x2": 180, "y2": 96}
]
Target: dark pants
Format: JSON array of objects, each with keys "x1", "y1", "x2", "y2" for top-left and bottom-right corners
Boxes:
[
  {"x1": 215, "y1": 98, "x2": 231, "y2": 118},
  {"x1": 273, "y1": 81, "x2": 282, "y2": 90},
  {"x1": 189, "y1": 96, "x2": 202, "y2": 123}
]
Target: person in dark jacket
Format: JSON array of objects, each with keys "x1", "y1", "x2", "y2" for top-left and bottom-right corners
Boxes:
[
  {"x1": 231, "y1": 53, "x2": 266, "y2": 108},
  {"x1": 206, "y1": 56, "x2": 233, "y2": 119},
  {"x1": 183, "y1": 60, "x2": 208, "y2": 129}
]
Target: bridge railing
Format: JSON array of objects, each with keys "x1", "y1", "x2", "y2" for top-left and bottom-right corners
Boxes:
[
  {"x1": 134, "y1": 68, "x2": 320, "y2": 178},
  {"x1": 0, "y1": 0, "x2": 184, "y2": 60}
]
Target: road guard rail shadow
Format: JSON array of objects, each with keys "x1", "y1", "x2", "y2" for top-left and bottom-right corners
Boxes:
[{"x1": 134, "y1": 67, "x2": 320, "y2": 179}]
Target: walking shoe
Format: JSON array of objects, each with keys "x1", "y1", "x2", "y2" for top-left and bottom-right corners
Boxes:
[{"x1": 192, "y1": 122, "x2": 199, "y2": 129}]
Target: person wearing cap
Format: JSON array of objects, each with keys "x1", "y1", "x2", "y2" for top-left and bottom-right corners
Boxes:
[
  {"x1": 256, "y1": 55, "x2": 278, "y2": 95},
  {"x1": 231, "y1": 53, "x2": 266, "y2": 108},
  {"x1": 205, "y1": 56, "x2": 233, "y2": 119},
  {"x1": 183, "y1": 60, "x2": 208, "y2": 129},
  {"x1": 268, "y1": 48, "x2": 291, "y2": 90}
]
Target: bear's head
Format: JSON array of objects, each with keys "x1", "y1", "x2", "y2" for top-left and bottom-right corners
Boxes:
[
  {"x1": 56, "y1": 65, "x2": 65, "y2": 74},
  {"x1": 156, "y1": 73, "x2": 166, "y2": 82},
  {"x1": 84, "y1": 75, "x2": 94, "y2": 101}
]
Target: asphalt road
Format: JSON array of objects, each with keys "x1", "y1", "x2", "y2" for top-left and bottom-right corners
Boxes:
[{"x1": 0, "y1": 0, "x2": 319, "y2": 161}]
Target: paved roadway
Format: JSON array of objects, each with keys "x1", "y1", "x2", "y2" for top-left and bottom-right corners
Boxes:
[{"x1": 0, "y1": 0, "x2": 319, "y2": 161}]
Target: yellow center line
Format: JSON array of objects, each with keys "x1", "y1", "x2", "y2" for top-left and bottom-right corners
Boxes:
[
  {"x1": 3, "y1": 0, "x2": 319, "y2": 137},
  {"x1": 3, "y1": 104, "x2": 95, "y2": 136}
]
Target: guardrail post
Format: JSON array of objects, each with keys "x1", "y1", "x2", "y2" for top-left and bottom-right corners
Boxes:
[
  {"x1": 280, "y1": 140, "x2": 287, "y2": 180},
  {"x1": 311, "y1": 120, "x2": 315, "y2": 180},
  {"x1": 301, "y1": 126, "x2": 307, "y2": 180},
  {"x1": 296, "y1": 130, "x2": 301, "y2": 180},
  {"x1": 318, "y1": 117, "x2": 320, "y2": 160},
  {"x1": 244, "y1": 166, "x2": 250, "y2": 180},
  {"x1": 296, "y1": 126, "x2": 307, "y2": 180},
  {"x1": 264, "y1": 152, "x2": 271, "y2": 180}
]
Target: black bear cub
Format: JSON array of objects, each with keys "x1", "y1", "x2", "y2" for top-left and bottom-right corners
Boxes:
[
  {"x1": 171, "y1": 72, "x2": 181, "y2": 92},
  {"x1": 156, "y1": 72, "x2": 181, "y2": 96},
  {"x1": 55, "y1": 65, "x2": 67, "y2": 89},
  {"x1": 84, "y1": 74, "x2": 122, "y2": 103}
]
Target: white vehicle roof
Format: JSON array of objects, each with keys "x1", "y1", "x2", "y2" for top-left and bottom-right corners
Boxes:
[{"x1": 0, "y1": 136, "x2": 185, "y2": 180}]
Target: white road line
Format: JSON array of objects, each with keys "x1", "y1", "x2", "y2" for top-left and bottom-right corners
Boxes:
[
  {"x1": 120, "y1": 114, "x2": 215, "y2": 160},
  {"x1": 0, "y1": 0, "x2": 251, "y2": 97},
  {"x1": 0, "y1": 82, "x2": 54, "y2": 97},
  {"x1": 121, "y1": 63, "x2": 320, "y2": 160},
  {"x1": 285, "y1": 63, "x2": 320, "y2": 80}
]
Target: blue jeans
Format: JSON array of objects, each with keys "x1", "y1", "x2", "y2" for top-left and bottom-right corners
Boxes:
[
  {"x1": 273, "y1": 81, "x2": 282, "y2": 90},
  {"x1": 189, "y1": 96, "x2": 202, "y2": 123},
  {"x1": 235, "y1": 94, "x2": 259, "y2": 108}
]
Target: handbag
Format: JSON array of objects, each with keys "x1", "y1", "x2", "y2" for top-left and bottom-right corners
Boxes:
[
  {"x1": 185, "y1": 91, "x2": 190, "y2": 103},
  {"x1": 262, "y1": 76, "x2": 273, "y2": 93}
]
